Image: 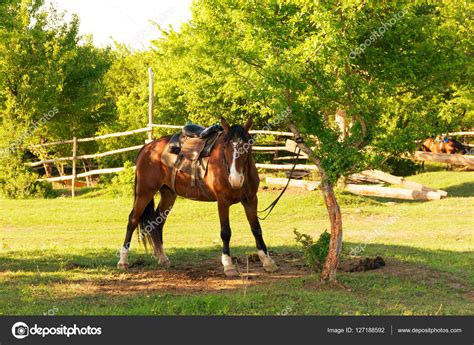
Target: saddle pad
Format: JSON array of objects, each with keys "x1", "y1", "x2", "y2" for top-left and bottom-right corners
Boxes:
[{"x1": 181, "y1": 137, "x2": 207, "y2": 161}]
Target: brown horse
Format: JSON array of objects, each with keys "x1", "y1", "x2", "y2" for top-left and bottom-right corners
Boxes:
[
  {"x1": 421, "y1": 137, "x2": 466, "y2": 154},
  {"x1": 421, "y1": 136, "x2": 467, "y2": 169},
  {"x1": 117, "y1": 117, "x2": 278, "y2": 276}
]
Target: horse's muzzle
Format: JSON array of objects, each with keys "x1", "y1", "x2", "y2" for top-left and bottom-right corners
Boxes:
[{"x1": 228, "y1": 173, "x2": 244, "y2": 189}]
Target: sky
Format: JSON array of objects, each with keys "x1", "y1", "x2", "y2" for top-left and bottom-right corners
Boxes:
[{"x1": 45, "y1": 0, "x2": 194, "y2": 49}]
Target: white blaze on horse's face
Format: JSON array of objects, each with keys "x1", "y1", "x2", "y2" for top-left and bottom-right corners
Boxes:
[{"x1": 228, "y1": 139, "x2": 245, "y2": 189}]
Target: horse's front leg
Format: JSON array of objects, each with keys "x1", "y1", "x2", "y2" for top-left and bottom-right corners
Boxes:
[
  {"x1": 242, "y1": 196, "x2": 278, "y2": 273},
  {"x1": 218, "y1": 201, "x2": 238, "y2": 277}
]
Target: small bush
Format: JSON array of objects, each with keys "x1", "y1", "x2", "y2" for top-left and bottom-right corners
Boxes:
[
  {"x1": 0, "y1": 154, "x2": 55, "y2": 198},
  {"x1": 383, "y1": 157, "x2": 421, "y2": 176},
  {"x1": 294, "y1": 229, "x2": 330, "y2": 272},
  {"x1": 103, "y1": 161, "x2": 135, "y2": 197}
]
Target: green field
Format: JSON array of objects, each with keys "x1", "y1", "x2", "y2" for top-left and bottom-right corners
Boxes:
[{"x1": 0, "y1": 171, "x2": 473, "y2": 315}]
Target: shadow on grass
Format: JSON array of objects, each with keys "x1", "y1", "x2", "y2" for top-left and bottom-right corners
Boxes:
[
  {"x1": 1, "y1": 243, "x2": 473, "y2": 315},
  {"x1": 444, "y1": 181, "x2": 474, "y2": 197},
  {"x1": 1, "y1": 243, "x2": 472, "y2": 281}
]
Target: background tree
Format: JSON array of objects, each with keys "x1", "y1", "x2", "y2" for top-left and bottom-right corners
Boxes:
[
  {"x1": 148, "y1": 0, "x2": 473, "y2": 282},
  {"x1": 0, "y1": 0, "x2": 112, "y2": 189}
]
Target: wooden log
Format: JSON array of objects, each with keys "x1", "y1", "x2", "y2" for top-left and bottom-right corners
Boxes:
[
  {"x1": 345, "y1": 184, "x2": 442, "y2": 201},
  {"x1": 265, "y1": 177, "x2": 319, "y2": 191},
  {"x1": 256, "y1": 163, "x2": 318, "y2": 171},
  {"x1": 360, "y1": 169, "x2": 447, "y2": 197},
  {"x1": 414, "y1": 151, "x2": 474, "y2": 169},
  {"x1": 347, "y1": 173, "x2": 383, "y2": 184}
]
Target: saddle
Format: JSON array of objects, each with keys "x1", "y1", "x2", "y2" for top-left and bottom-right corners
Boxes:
[{"x1": 161, "y1": 124, "x2": 223, "y2": 192}]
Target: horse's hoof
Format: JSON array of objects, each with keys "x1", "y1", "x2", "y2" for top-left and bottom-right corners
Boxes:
[
  {"x1": 159, "y1": 258, "x2": 171, "y2": 268},
  {"x1": 224, "y1": 268, "x2": 239, "y2": 277},
  {"x1": 263, "y1": 262, "x2": 279, "y2": 273},
  {"x1": 258, "y1": 250, "x2": 279, "y2": 273},
  {"x1": 117, "y1": 262, "x2": 128, "y2": 270}
]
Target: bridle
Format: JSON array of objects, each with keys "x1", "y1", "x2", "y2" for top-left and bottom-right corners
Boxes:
[
  {"x1": 223, "y1": 132, "x2": 301, "y2": 221},
  {"x1": 222, "y1": 137, "x2": 249, "y2": 178}
]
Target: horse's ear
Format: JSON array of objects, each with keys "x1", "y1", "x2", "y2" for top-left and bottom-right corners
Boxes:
[
  {"x1": 220, "y1": 117, "x2": 230, "y2": 133},
  {"x1": 244, "y1": 117, "x2": 253, "y2": 132}
]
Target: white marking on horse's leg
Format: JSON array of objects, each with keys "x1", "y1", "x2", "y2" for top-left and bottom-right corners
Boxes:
[
  {"x1": 228, "y1": 147, "x2": 244, "y2": 189},
  {"x1": 117, "y1": 246, "x2": 129, "y2": 269},
  {"x1": 154, "y1": 243, "x2": 171, "y2": 267},
  {"x1": 221, "y1": 254, "x2": 238, "y2": 277},
  {"x1": 258, "y1": 250, "x2": 279, "y2": 273}
]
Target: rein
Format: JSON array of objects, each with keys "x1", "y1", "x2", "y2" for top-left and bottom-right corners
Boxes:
[{"x1": 257, "y1": 147, "x2": 301, "y2": 220}]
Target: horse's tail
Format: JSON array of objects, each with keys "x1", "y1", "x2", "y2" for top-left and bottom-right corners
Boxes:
[
  {"x1": 451, "y1": 138, "x2": 467, "y2": 154},
  {"x1": 133, "y1": 144, "x2": 156, "y2": 252}
]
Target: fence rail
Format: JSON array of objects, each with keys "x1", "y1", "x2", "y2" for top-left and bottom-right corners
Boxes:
[{"x1": 30, "y1": 127, "x2": 150, "y2": 148}]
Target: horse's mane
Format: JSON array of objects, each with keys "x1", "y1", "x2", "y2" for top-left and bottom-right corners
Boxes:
[{"x1": 224, "y1": 125, "x2": 251, "y2": 142}]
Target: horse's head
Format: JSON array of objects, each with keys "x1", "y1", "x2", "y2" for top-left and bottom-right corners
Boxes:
[
  {"x1": 448, "y1": 138, "x2": 467, "y2": 154},
  {"x1": 221, "y1": 117, "x2": 253, "y2": 189}
]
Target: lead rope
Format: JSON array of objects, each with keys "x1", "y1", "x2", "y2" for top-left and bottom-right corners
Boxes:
[{"x1": 257, "y1": 146, "x2": 301, "y2": 220}]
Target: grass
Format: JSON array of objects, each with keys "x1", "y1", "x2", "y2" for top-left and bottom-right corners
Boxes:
[{"x1": 0, "y1": 170, "x2": 473, "y2": 315}]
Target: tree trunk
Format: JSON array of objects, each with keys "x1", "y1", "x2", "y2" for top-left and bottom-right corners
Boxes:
[
  {"x1": 287, "y1": 121, "x2": 343, "y2": 282},
  {"x1": 319, "y1": 180, "x2": 343, "y2": 281}
]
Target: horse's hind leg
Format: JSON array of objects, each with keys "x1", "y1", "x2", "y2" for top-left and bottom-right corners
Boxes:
[
  {"x1": 117, "y1": 190, "x2": 156, "y2": 269},
  {"x1": 149, "y1": 186, "x2": 177, "y2": 267},
  {"x1": 242, "y1": 196, "x2": 278, "y2": 273}
]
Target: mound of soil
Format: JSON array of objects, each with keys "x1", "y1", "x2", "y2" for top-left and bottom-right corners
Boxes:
[{"x1": 339, "y1": 256, "x2": 386, "y2": 272}]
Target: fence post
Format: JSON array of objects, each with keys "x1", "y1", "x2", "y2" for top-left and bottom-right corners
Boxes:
[
  {"x1": 148, "y1": 67, "x2": 154, "y2": 143},
  {"x1": 72, "y1": 136, "x2": 77, "y2": 198}
]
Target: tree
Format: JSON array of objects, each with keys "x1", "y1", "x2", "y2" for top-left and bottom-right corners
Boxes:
[
  {"x1": 0, "y1": 0, "x2": 113, "y2": 196},
  {"x1": 0, "y1": 0, "x2": 112, "y2": 183},
  {"x1": 150, "y1": 0, "x2": 472, "y2": 282}
]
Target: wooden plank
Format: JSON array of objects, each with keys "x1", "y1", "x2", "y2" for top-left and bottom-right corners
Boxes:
[
  {"x1": 446, "y1": 131, "x2": 474, "y2": 136},
  {"x1": 26, "y1": 145, "x2": 144, "y2": 167},
  {"x1": 39, "y1": 167, "x2": 129, "y2": 182},
  {"x1": 148, "y1": 68, "x2": 154, "y2": 142},
  {"x1": 346, "y1": 184, "x2": 442, "y2": 201},
  {"x1": 249, "y1": 130, "x2": 294, "y2": 137},
  {"x1": 265, "y1": 177, "x2": 319, "y2": 191},
  {"x1": 149, "y1": 124, "x2": 183, "y2": 129},
  {"x1": 414, "y1": 151, "x2": 474, "y2": 168},
  {"x1": 71, "y1": 137, "x2": 77, "y2": 198},
  {"x1": 285, "y1": 139, "x2": 311, "y2": 157},
  {"x1": 273, "y1": 155, "x2": 309, "y2": 161},
  {"x1": 29, "y1": 128, "x2": 150, "y2": 147},
  {"x1": 256, "y1": 163, "x2": 318, "y2": 171},
  {"x1": 252, "y1": 146, "x2": 289, "y2": 151},
  {"x1": 360, "y1": 169, "x2": 447, "y2": 197}
]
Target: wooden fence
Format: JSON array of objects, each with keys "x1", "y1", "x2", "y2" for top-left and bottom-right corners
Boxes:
[
  {"x1": 30, "y1": 126, "x2": 474, "y2": 195},
  {"x1": 26, "y1": 68, "x2": 473, "y2": 196},
  {"x1": 29, "y1": 123, "x2": 306, "y2": 196}
]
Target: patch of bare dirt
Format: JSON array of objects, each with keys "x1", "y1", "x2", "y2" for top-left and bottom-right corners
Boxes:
[
  {"x1": 57, "y1": 254, "x2": 470, "y2": 297},
  {"x1": 77, "y1": 252, "x2": 309, "y2": 296}
]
